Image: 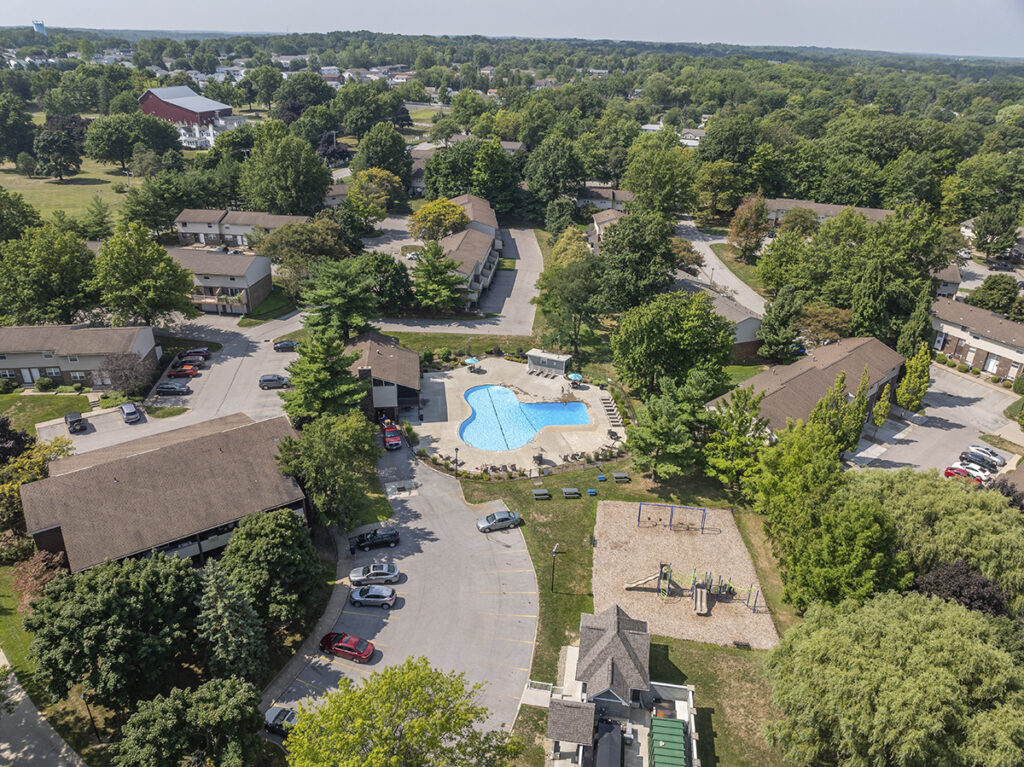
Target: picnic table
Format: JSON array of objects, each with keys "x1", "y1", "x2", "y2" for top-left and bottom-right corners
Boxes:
[
  {"x1": 612, "y1": 472, "x2": 630, "y2": 483},
  {"x1": 532, "y1": 489, "x2": 551, "y2": 500},
  {"x1": 562, "y1": 488, "x2": 581, "y2": 498}
]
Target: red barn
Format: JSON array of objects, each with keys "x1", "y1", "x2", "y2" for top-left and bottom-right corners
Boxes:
[{"x1": 138, "y1": 86, "x2": 232, "y2": 126}]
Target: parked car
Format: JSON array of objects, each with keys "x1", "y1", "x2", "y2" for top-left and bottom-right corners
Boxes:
[
  {"x1": 476, "y1": 509, "x2": 522, "y2": 532},
  {"x1": 182, "y1": 347, "x2": 211, "y2": 359},
  {"x1": 259, "y1": 374, "x2": 289, "y2": 390},
  {"x1": 967, "y1": 444, "x2": 1006, "y2": 466},
  {"x1": 988, "y1": 261, "x2": 1014, "y2": 272},
  {"x1": 959, "y1": 451, "x2": 998, "y2": 472},
  {"x1": 118, "y1": 402, "x2": 141, "y2": 423},
  {"x1": 177, "y1": 355, "x2": 206, "y2": 369},
  {"x1": 319, "y1": 631, "x2": 374, "y2": 662},
  {"x1": 352, "y1": 527, "x2": 400, "y2": 551},
  {"x1": 382, "y1": 425, "x2": 403, "y2": 450},
  {"x1": 168, "y1": 365, "x2": 200, "y2": 379},
  {"x1": 951, "y1": 461, "x2": 990, "y2": 482},
  {"x1": 944, "y1": 466, "x2": 982, "y2": 484},
  {"x1": 264, "y1": 706, "x2": 297, "y2": 737},
  {"x1": 155, "y1": 382, "x2": 192, "y2": 396},
  {"x1": 273, "y1": 340, "x2": 300, "y2": 352},
  {"x1": 349, "y1": 563, "x2": 400, "y2": 586},
  {"x1": 350, "y1": 585, "x2": 397, "y2": 609},
  {"x1": 64, "y1": 412, "x2": 86, "y2": 433}
]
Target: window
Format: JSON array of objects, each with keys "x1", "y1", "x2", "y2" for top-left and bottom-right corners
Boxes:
[
  {"x1": 229, "y1": 276, "x2": 236, "y2": 281},
  {"x1": 67, "y1": 354, "x2": 78, "y2": 362},
  {"x1": 181, "y1": 222, "x2": 188, "y2": 228},
  {"x1": 70, "y1": 372, "x2": 86, "y2": 382},
  {"x1": 42, "y1": 351, "x2": 53, "y2": 359},
  {"x1": 0, "y1": 354, "x2": 5, "y2": 360},
  {"x1": 44, "y1": 367, "x2": 60, "y2": 378},
  {"x1": 0, "y1": 370, "x2": 14, "y2": 379}
]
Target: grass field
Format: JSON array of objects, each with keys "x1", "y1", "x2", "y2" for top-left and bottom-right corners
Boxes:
[
  {"x1": 0, "y1": 393, "x2": 91, "y2": 436},
  {"x1": 237, "y1": 285, "x2": 296, "y2": 327},
  {"x1": 511, "y1": 704, "x2": 548, "y2": 767},
  {"x1": 709, "y1": 243, "x2": 767, "y2": 297},
  {"x1": 726, "y1": 362, "x2": 766, "y2": 388},
  {"x1": 408, "y1": 106, "x2": 448, "y2": 123},
  {"x1": 143, "y1": 405, "x2": 188, "y2": 419},
  {"x1": 650, "y1": 637, "x2": 788, "y2": 767},
  {"x1": 498, "y1": 258, "x2": 517, "y2": 270},
  {"x1": 1004, "y1": 395, "x2": 1024, "y2": 420},
  {"x1": 0, "y1": 158, "x2": 135, "y2": 218},
  {"x1": 275, "y1": 328, "x2": 539, "y2": 359}
]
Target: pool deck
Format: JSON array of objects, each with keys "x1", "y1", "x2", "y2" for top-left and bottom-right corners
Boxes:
[{"x1": 418, "y1": 358, "x2": 620, "y2": 473}]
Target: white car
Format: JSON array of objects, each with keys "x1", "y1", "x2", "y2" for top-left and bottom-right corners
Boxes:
[
  {"x1": 967, "y1": 444, "x2": 1006, "y2": 467},
  {"x1": 950, "y1": 461, "x2": 990, "y2": 482}
]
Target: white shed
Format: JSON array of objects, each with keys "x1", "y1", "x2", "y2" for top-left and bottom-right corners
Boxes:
[{"x1": 526, "y1": 349, "x2": 572, "y2": 375}]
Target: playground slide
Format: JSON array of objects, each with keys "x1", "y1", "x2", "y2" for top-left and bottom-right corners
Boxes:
[
  {"x1": 694, "y1": 584, "x2": 709, "y2": 615},
  {"x1": 623, "y1": 573, "x2": 661, "y2": 590}
]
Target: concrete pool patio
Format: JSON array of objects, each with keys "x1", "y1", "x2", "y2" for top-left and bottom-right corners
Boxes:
[{"x1": 417, "y1": 357, "x2": 621, "y2": 473}]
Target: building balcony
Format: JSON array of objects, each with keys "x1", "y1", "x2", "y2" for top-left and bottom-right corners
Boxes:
[{"x1": 191, "y1": 287, "x2": 247, "y2": 306}]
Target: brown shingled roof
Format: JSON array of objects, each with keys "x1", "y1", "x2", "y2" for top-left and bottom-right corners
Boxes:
[
  {"x1": 711, "y1": 337, "x2": 905, "y2": 431},
  {"x1": 578, "y1": 188, "x2": 635, "y2": 204},
  {"x1": 22, "y1": 416, "x2": 304, "y2": 572},
  {"x1": 439, "y1": 228, "x2": 494, "y2": 277},
  {"x1": 764, "y1": 198, "x2": 893, "y2": 222},
  {"x1": 168, "y1": 248, "x2": 265, "y2": 278},
  {"x1": 449, "y1": 193, "x2": 498, "y2": 230},
  {"x1": 0, "y1": 325, "x2": 149, "y2": 356},
  {"x1": 345, "y1": 331, "x2": 420, "y2": 391},
  {"x1": 174, "y1": 209, "x2": 227, "y2": 225},
  {"x1": 221, "y1": 211, "x2": 309, "y2": 230},
  {"x1": 932, "y1": 297, "x2": 1024, "y2": 349}
]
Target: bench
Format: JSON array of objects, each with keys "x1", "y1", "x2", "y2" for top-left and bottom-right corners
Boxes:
[
  {"x1": 587, "y1": 489, "x2": 597, "y2": 496},
  {"x1": 597, "y1": 474, "x2": 607, "y2": 482},
  {"x1": 532, "y1": 489, "x2": 551, "y2": 500},
  {"x1": 562, "y1": 488, "x2": 581, "y2": 499},
  {"x1": 612, "y1": 472, "x2": 630, "y2": 483}
]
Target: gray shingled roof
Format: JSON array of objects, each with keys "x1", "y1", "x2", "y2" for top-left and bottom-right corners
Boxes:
[
  {"x1": 168, "y1": 248, "x2": 265, "y2": 278},
  {"x1": 932, "y1": 262, "x2": 962, "y2": 284},
  {"x1": 143, "y1": 86, "x2": 231, "y2": 113},
  {"x1": 174, "y1": 209, "x2": 228, "y2": 225},
  {"x1": 345, "y1": 331, "x2": 420, "y2": 391},
  {"x1": 440, "y1": 227, "x2": 494, "y2": 277},
  {"x1": 932, "y1": 296, "x2": 1024, "y2": 349},
  {"x1": 450, "y1": 193, "x2": 498, "y2": 230},
  {"x1": 764, "y1": 198, "x2": 893, "y2": 222},
  {"x1": 546, "y1": 699, "x2": 596, "y2": 745},
  {"x1": 22, "y1": 416, "x2": 304, "y2": 572},
  {"x1": 576, "y1": 605, "x2": 650, "y2": 704},
  {"x1": 222, "y1": 211, "x2": 309, "y2": 230}
]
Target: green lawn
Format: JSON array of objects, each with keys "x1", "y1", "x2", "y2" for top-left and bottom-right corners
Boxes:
[
  {"x1": 238, "y1": 285, "x2": 296, "y2": 327},
  {"x1": 649, "y1": 636, "x2": 789, "y2": 767},
  {"x1": 0, "y1": 393, "x2": 91, "y2": 436},
  {"x1": 460, "y1": 462, "x2": 730, "y2": 682},
  {"x1": 0, "y1": 158, "x2": 135, "y2": 217},
  {"x1": 498, "y1": 258, "x2": 517, "y2": 271},
  {"x1": 725, "y1": 362, "x2": 766, "y2": 388},
  {"x1": 275, "y1": 329, "x2": 539, "y2": 359},
  {"x1": 511, "y1": 704, "x2": 548, "y2": 767},
  {"x1": 1004, "y1": 396, "x2": 1024, "y2": 420},
  {"x1": 143, "y1": 405, "x2": 188, "y2": 419},
  {"x1": 349, "y1": 474, "x2": 395, "y2": 529},
  {"x1": 734, "y1": 511, "x2": 801, "y2": 636},
  {"x1": 533, "y1": 229, "x2": 554, "y2": 265},
  {"x1": 709, "y1": 243, "x2": 768, "y2": 297},
  {"x1": 408, "y1": 106, "x2": 448, "y2": 123}
]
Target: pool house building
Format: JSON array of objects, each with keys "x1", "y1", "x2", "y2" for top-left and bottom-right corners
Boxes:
[{"x1": 527, "y1": 349, "x2": 572, "y2": 376}]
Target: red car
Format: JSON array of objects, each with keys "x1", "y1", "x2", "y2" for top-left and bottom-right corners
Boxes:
[
  {"x1": 382, "y1": 426, "x2": 403, "y2": 450},
  {"x1": 167, "y1": 365, "x2": 200, "y2": 378},
  {"x1": 944, "y1": 466, "x2": 982, "y2": 484},
  {"x1": 319, "y1": 632, "x2": 374, "y2": 663}
]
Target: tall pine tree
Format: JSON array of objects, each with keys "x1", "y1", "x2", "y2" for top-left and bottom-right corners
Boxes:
[{"x1": 197, "y1": 560, "x2": 267, "y2": 682}]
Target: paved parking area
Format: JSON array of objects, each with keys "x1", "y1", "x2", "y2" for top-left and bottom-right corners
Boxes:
[
  {"x1": 269, "y1": 450, "x2": 538, "y2": 732},
  {"x1": 853, "y1": 366, "x2": 1018, "y2": 472}
]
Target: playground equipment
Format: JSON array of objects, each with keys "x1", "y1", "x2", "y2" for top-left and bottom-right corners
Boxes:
[
  {"x1": 693, "y1": 583, "x2": 709, "y2": 615},
  {"x1": 687, "y1": 570, "x2": 761, "y2": 613},
  {"x1": 636, "y1": 502, "x2": 708, "y2": 533},
  {"x1": 624, "y1": 563, "x2": 675, "y2": 600}
]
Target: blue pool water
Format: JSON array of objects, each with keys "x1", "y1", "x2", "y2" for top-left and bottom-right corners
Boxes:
[{"x1": 459, "y1": 385, "x2": 590, "y2": 451}]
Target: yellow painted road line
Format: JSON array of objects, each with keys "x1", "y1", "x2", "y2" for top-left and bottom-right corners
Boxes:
[
  {"x1": 488, "y1": 662, "x2": 531, "y2": 672},
  {"x1": 479, "y1": 591, "x2": 536, "y2": 595},
  {"x1": 295, "y1": 678, "x2": 325, "y2": 693},
  {"x1": 480, "y1": 635, "x2": 535, "y2": 645},
  {"x1": 501, "y1": 693, "x2": 523, "y2": 701},
  {"x1": 480, "y1": 611, "x2": 538, "y2": 619}
]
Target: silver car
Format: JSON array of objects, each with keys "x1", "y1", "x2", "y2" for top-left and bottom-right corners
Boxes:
[
  {"x1": 350, "y1": 585, "x2": 397, "y2": 609},
  {"x1": 476, "y1": 509, "x2": 521, "y2": 532},
  {"x1": 967, "y1": 444, "x2": 1006, "y2": 466},
  {"x1": 349, "y1": 563, "x2": 400, "y2": 586},
  {"x1": 264, "y1": 706, "x2": 297, "y2": 737}
]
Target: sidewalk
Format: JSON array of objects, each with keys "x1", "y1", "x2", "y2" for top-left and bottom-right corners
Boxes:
[
  {"x1": 260, "y1": 530, "x2": 351, "y2": 711},
  {"x1": 0, "y1": 648, "x2": 89, "y2": 766}
]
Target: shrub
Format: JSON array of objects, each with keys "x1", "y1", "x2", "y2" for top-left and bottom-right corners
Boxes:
[
  {"x1": 112, "y1": 181, "x2": 128, "y2": 193},
  {"x1": 970, "y1": 367, "x2": 980, "y2": 376},
  {"x1": 416, "y1": 447, "x2": 428, "y2": 457},
  {"x1": 0, "y1": 530, "x2": 35, "y2": 564},
  {"x1": 421, "y1": 350, "x2": 434, "y2": 364},
  {"x1": 991, "y1": 376, "x2": 1002, "y2": 384},
  {"x1": 946, "y1": 359, "x2": 957, "y2": 367},
  {"x1": 491, "y1": 346, "x2": 503, "y2": 356},
  {"x1": 1003, "y1": 380, "x2": 1013, "y2": 388},
  {"x1": 401, "y1": 419, "x2": 419, "y2": 445},
  {"x1": 0, "y1": 379, "x2": 18, "y2": 394},
  {"x1": 935, "y1": 353, "x2": 948, "y2": 364},
  {"x1": 33, "y1": 376, "x2": 55, "y2": 392},
  {"x1": 435, "y1": 347, "x2": 452, "y2": 362},
  {"x1": 1014, "y1": 375, "x2": 1024, "y2": 395},
  {"x1": 957, "y1": 363, "x2": 969, "y2": 372}
]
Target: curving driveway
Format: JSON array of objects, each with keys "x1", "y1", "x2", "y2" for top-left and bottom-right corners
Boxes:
[
  {"x1": 266, "y1": 449, "x2": 538, "y2": 732},
  {"x1": 676, "y1": 216, "x2": 766, "y2": 316}
]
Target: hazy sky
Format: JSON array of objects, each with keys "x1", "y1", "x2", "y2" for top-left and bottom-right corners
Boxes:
[{"x1": 22, "y1": 0, "x2": 1024, "y2": 59}]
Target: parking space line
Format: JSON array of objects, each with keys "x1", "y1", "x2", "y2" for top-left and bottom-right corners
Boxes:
[
  {"x1": 479, "y1": 635, "x2": 535, "y2": 645},
  {"x1": 480, "y1": 611, "x2": 538, "y2": 619},
  {"x1": 480, "y1": 569, "x2": 534, "y2": 574},
  {"x1": 501, "y1": 693, "x2": 523, "y2": 701},
  {"x1": 342, "y1": 610, "x2": 402, "y2": 619},
  {"x1": 471, "y1": 549, "x2": 528, "y2": 556},
  {"x1": 479, "y1": 590, "x2": 536, "y2": 594},
  {"x1": 295, "y1": 678, "x2": 326, "y2": 693},
  {"x1": 488, "y1": 662, "x2": 531, "y2": 672}
]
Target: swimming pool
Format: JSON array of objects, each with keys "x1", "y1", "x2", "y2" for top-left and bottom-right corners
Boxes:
[{"x1": 459, "y1": 385, "x2": 590, "y2": 451}]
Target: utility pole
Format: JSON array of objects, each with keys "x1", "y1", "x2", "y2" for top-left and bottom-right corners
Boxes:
[{"x1": 550, "y1": 543, "x2": 561, "y2": 591}]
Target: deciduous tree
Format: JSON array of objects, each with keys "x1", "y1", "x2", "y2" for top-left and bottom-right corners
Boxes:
[
  {"x1": 895, "y1": 342, "x2": 930, "y2": 411},
  {"x1": 0, "y1": 94, "x2": 34, "y2": 162},
  {"x1": 808, "y1": 367, "x2": 870, "y2": 453},
  {"x1": 32, "y1": 129, "x2": 81, "y2": 180},
  {"x1": 965, "y1": 273, "x2": 1019, "y2": 315},
  {"x1": 240, "y1": 121, "x2": 331, "y2": 216},
  {"x1": 285, "y1": 656, "x2": 521, "y2": 767},
  {"x1": 727, "y1": 194, "x2": 768, "y2": 262},
  {"x1": 621, "y1": 130, "x2": 695, "y2": 214},
  {"x1": 915, "y1": 559, "x2": 1008, "y2": 617},
  {"x1": 409, "y1": 198, "x2": 469, "y2": 242},
  {"x1": 598, "y1": 210, "x2": 678, "y2": 312},
  {"x1": 350, "y1": 122, "x2": 412, "y2": 186},
  {"x1": 533, "y1": 248, "x2": 603, "y2": 356},
  {"x1": 693, "y1": 159, "x2": 742, "y2": 225},
  {"x1": 524, "y1": 134, "x2": 584, "y2": 205},
  {"x1": 278, "y1": 412, "x2": 382, "y2": 528},
  {"x1": 0, "y1": 187, "x2": 41, "y2": 242},
  {"x1": 973, "y1": 204, "x2": 1021, "y2": 259}
]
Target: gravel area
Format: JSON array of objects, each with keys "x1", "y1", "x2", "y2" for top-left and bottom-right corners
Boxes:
[{"x1": 593, "y1": 501, "x2": 779, "y2": 650}]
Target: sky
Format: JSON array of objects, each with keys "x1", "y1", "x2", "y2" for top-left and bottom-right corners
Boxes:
[{"x1": 22, "y1": 0, "x2": 1024, "y2": 59}]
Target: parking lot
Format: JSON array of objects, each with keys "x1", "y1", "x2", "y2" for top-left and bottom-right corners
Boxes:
[
  {"x1": 853, "y1": 365, "x2": 1019, "y2": 473},
  {"x1": 37, "y1": 314, "x2": 300, "y2": 451},
  {"x1": 268, "y1": 449, "x2": 538, "y2": 734}
]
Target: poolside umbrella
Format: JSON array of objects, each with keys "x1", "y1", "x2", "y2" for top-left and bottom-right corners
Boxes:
[
  {"x1": 464, "y1": 357, "x2": 479, "y2": 365},
  {"x1": 568, "y1": 373, "x2": 583, "y2": 381}
]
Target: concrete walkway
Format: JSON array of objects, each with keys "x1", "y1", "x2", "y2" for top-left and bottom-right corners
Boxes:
[
  {"x1": 0, "y1": 649, "x2": 89, "y2": 766},
  {"x1": 676, "y1": 216, "x2": 766, "y2": 316}
]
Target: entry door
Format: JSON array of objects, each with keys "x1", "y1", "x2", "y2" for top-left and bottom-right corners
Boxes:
[
  {"x1": 198, "y1": 233, "x2": 205, "y2": 244},
  {"x1": 20, "y1": 368, "x2": 33, "y2": 383}
]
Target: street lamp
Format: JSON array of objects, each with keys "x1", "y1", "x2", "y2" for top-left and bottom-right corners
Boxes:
[
  {"x1": 454, "y1": 447, "x2": 459, "y2": 479},
  {"x1": 81, "y1": 692, "x2": 101, "y2": 743},
  {"x1": 550, "y1": 543, "x2": 561, "y2": 592}
]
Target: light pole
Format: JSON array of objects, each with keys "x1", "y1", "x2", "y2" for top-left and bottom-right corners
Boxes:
[
  {"x1": 550, "y1": 543, "x2": 561, "y2": 592},
  {"x1": 454, "y1": 447, "x2": 459, "y2": 479},
  {"x1": 81, "y1": 692, "x2": 101, "y2": 743}
]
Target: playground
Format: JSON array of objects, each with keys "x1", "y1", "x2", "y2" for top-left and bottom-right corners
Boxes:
[{"x1": 592, "y1": 501, "x2": 779, "y2": 650}]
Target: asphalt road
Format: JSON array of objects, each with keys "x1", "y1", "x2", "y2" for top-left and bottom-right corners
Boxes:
[
  {"x1": 270, "y1": 449, "x2": 538, "y2": 732},
  {"x1": 676, "y1": 216, "x2": 766, "y2": 317}
]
